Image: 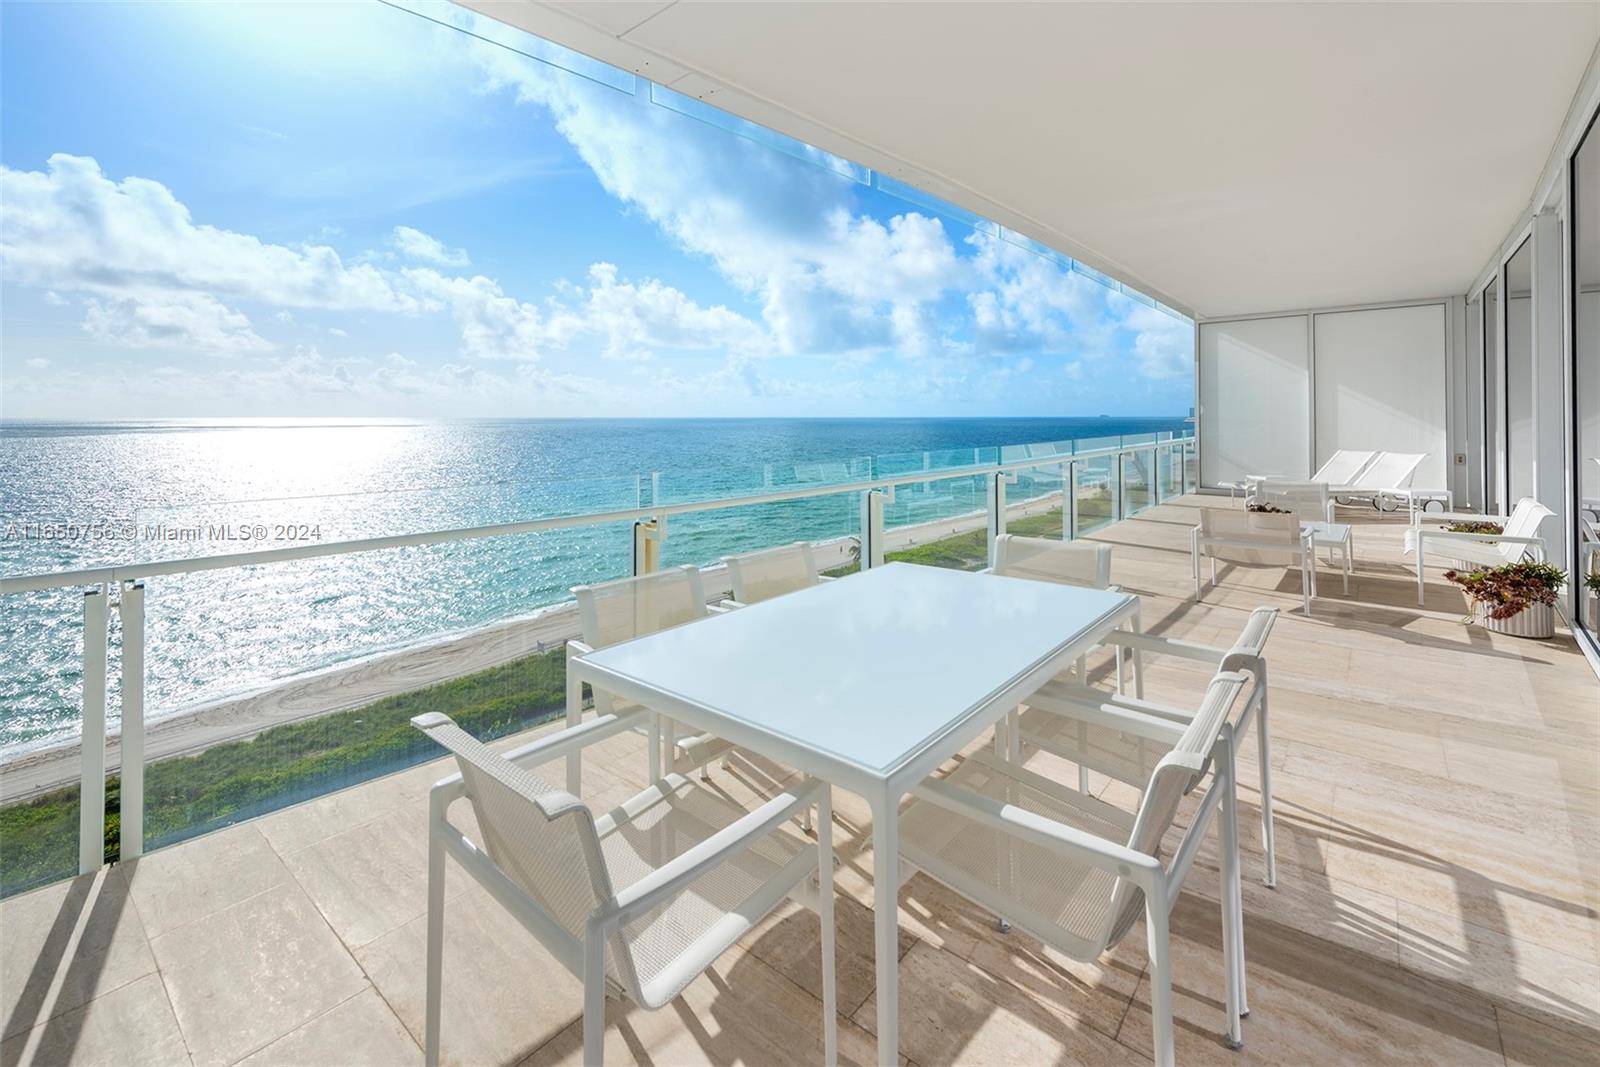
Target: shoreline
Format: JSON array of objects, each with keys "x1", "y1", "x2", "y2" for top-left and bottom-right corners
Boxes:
[{"x1": 0, "y1": 492, "x2": 1064, "y2": 802}]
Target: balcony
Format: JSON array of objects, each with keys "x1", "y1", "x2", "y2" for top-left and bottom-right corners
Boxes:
[{"x1": 2, "y1": 494, "x2": 1594, "y2": 1067}]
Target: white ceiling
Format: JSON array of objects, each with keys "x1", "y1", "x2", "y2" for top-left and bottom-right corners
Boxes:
[{"x1": 463, "y1": 1, "x2": 1599, "y2": 319}]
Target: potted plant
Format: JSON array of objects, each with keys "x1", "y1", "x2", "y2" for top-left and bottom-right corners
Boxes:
[{"x1": 1444, "y1": 561, "x2": 1566, "y2": 638}]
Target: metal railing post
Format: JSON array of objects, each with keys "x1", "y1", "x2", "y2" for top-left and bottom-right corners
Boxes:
[
  {"x1": 632, "y1": 518, "x2": 664, "y2": 576},
  {"x1": 1114, "y1": 454, "x2": 1126, "y2": 522},
  {"x1": 1068, "y1": 460, "x2": 1081, "y2": 543},
  {"x1": 859, "y1": 490, "x2": 885, "y2": 569},
  {"x1": 119, "y1": 580, "x2": 145, "y2": 860},
  {"x1": 986, "y1": 472, "x2": 1008, "y2": 567},
  {"x1": 1150, "y1": 448, "x2": 1160, "y2": 507},
  {"x1": 80, "y1": 585, "x2": 109, "y2": 875}
]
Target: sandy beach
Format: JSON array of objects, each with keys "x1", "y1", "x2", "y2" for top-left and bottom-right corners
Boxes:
[{"x1": 0, "y1": 494, "x2": 1064, "y2": 802}]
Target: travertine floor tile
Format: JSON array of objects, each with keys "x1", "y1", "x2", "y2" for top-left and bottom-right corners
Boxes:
[
  {"x1": 0, "y1": 972, "x2": 189, "y2": 1067},
  {"x1": 121, "y1": 824, "x2": 289, "y2": 940},
  {"x1": 0, "y1": 868, "x2": 155, "y2": 1041},
  {"x1": 356, "y1": 882, "x2": 583, "y2": 1067},
  {"x1": 234, "y1": 988, "x2": 419, "y2": 1067},
  {"x1": 149, "y1": 880, "x2": 366, "y2": 1067}
]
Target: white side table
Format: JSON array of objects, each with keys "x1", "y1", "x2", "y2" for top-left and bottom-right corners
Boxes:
[{"x1": 1303, "y1": 520, "x2": 1353, "y2": 593}]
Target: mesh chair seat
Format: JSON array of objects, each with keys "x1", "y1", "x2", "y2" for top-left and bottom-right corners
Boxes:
[
  {"x1": 900, "y1": 756, "x2": 1141, "y2": 957},
  {"x1": 596, "y1": 774, "x2": 812, "y2": 1009},
  {"x1": 1017, "y1": 701, "x2": 1166, "y2": 787}
]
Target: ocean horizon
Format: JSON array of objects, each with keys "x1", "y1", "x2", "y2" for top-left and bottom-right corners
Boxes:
[{"x1": 0, "y1": 415, "x2": 1188, "y2": 752}]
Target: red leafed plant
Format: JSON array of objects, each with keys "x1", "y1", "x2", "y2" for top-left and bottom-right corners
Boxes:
[
  {"x1": 1446, "y1": 520, "x2": 1503, "y2": 535},
  {"x1": 1443, "y1": 561, "x2": 1566, "y2": 620},
  {"x1": 1246, "y1": 503, "x2": 1290, "y2": 514}
]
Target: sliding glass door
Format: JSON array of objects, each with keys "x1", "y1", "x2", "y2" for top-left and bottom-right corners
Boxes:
[{"x1": 1571, "y1": 118, "x2": 1600, "y2": 642}]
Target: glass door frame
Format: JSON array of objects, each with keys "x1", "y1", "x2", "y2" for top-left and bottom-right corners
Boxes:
[{"x1": 1567, "y1": 105, "x2": 1600, "y2": 650}]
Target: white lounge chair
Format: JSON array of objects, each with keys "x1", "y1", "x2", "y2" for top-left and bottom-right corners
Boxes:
[
  {"x1": 1405, "y1": 496, "x2": 1553, "y2": 606},
  {"x1": 412, "y1": 710, "x2": 837, "y2": 1067},
  {"x1": 1333, "y1": 451, "x2": 1425, "y2": 511},
  {"x1": 722, "y1": 541, "x2": 832, "y2": 605},
  {"x1": 1224, "y1": 449, "x2": 1376, "y2": 501},
  {"x1": 898, "y1": 669, "x2": 1252, "y2": 1066},
  {"x1": 1193, "y1": 508, "x2": 1318, "y2": 615},
  {"x1": 570, "y1": 566, "x2": 733, "y2": 785}
]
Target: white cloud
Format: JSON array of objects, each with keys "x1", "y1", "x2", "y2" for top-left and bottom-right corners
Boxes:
[
  {"x1": 476, "y1": 54, "x2": 962, "y2": 359},
  {"x1": 0, "y1": 154, "x2": 414, "y2": 313},
  {"x1": 328, "y1": 327, "x2": 349, "y2": 337},
  {"x1": 24, "y1": 357, "x2": 49, "y2": 369},
  {"x1": 1122, "y1": 302, "x2": 1193, "y2": 380},
  {"x1": 81, "y1": 293, "x2": 271, "y2": 354},
  {"x1": 390, "y1": 225, "x2": 469, "y2": 268}
]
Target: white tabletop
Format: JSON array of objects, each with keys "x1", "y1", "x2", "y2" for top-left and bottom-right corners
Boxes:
[
  {"x1": 1302, "y1": 520, "x2": 1351, "y2": 544},
  {"x1": 577, "y1": 562, "x2": 1135, "y2": 781}
]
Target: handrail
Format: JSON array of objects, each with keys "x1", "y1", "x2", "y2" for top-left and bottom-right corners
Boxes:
[{"x1": 0, "y1": 436, "x2": 1193, "y2": 594}]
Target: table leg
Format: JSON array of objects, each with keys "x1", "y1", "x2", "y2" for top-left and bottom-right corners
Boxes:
[{"x1": 871, "y1": 792, "x2": 900, "y2": 1067}]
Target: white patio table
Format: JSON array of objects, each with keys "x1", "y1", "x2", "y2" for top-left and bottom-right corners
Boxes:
[{"x1": 567, "y1": 561, "x2": 1141, "y2": 1067}]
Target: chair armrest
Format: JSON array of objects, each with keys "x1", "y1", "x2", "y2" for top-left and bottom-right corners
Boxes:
[
  {"x1": 816, "y1": 574, "x2": 837, "y2": 583},
  {"x1": 1026, "y1": 688, "x2": 1190, "y2": 743},
  {"x1": 1098, "y1": 629, "x2": 1225, "y2": 664},
  {"x1": 500, "y1": 708, "x2": 650, "y2": 771},
  {"x1": 1415, "y1": 510, "x2": 1508, "y2": 527},
  {"x1": 706, "y1": 601, "x2": 736, "y2": 614},
  {"x1": 911, "y1": 777, "x2": 1162, "y2": 885},
  {"x1": 608, "y1": 779, "x2": 825, "y2": 921},
  {"x1": 1418, "y1": 530, "x2": 1543, "y2": 546},
  {"x1": 567, "y1": 638, "x2": 595, "y2": 657}
]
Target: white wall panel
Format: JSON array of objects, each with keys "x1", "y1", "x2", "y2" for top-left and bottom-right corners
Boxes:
[
  {"x1": 1198, "y1": 316, "x2": 1310, "y2": 486},
  {"x1": 1312, "y1": 304, "x2": 1449, "y2": 488}
]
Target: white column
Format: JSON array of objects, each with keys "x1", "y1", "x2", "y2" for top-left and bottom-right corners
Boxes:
[{"x1": 1532, "y1": 211, "x2": 1569, "y2": 572}]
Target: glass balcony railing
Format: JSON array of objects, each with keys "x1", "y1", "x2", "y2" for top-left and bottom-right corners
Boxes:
[{"x1": 0, "y1": 431, "x2": 1195, "y2": 897}]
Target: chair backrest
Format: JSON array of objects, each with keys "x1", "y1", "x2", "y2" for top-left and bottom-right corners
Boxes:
[
  {"x1": 1311, "y1": 449, "x2": 1377, "y2": 485},
  {"x1": 1351, "y1": 451, "x2": 1425, "y2": 490},
  {"x1": 1104, "y1": 670, "x2": 1248, "y2": 944},
  {"x1": 1496, "y1": 497, "x2": 1554, "y2": 561},
  {"x1": 411, "y1": 713, "x2": 627, "y2": 986},
  {"x1": 992, "y1": 534, "x2": 1112, "y2": 589},
  {"x1": 1252, "y1": 479, "x2": 1329, "y2": 522},
  {"x1": 1198, "y1": 508, "x2": 1302, "y2": 564},
  {"x1": 723, "y1": 542, "x2": 820, "y2": 604},
  {"x1": 572, "y1": 565, "x2": 708, "y2": 650}
]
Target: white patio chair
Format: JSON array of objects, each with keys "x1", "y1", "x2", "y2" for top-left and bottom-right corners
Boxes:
[
  {"x1": 1251, "y1": 478, "x2": 1334, "y2": 524},
  {"x1": 412, "y1": 710, "x2": 837, "y2": 1067},
  {"x1": 992, "y1": 532, "x2": 1113, "y2": 588},
  {"x1": 722, "y1": 541, "x2": 833, "y2": 605},
  {"x1": 1333, "y1": 451, "x2": 1425, "y2": 511},
  {"x1": 570, "y1": 566, "x2": 733, "y2": 786},
  {"x1": 1253, "y1": 479, "x2": 1352, "y2": 593},
  {"x1": 1018, "y1": 606, "x2": 1281, "y2": 885},
  {"x1": 1224, "y1": 448, "x2": 1375, "y2": 501},
  {"x1": 1193, "y1": 509, "x2": 1317, "y2": 615},
  {"x1": 988, "y1": 533, "x2": 1140, "y2": 749},
  {"x1": 898, "y1": 669, "x2": 1253, "y2": 1066},
  {"x1": 1405, "y1": 496, "x2": 1553, "y2": 606}
]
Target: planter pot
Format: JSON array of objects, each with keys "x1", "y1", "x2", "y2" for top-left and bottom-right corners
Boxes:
[
  {"x1": 1476, "y1": 601, "x2": 1555, "y2": 639},
  {"x1": 1587, "y1": 595, "x2": 1599, "y2": 633}
]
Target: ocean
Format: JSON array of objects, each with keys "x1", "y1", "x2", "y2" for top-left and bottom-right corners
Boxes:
[{"x1": 0, "y1": 416, "x2": 1188, "y2": 752}]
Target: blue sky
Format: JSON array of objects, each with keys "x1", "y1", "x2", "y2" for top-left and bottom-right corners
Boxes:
[{"x1": 0, "y1": 0, "x2": 1194, "y2": 419}]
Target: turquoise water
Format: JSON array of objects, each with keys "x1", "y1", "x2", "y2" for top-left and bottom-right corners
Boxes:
[{"x1": 0, "y1": 417, "x2": 1188, "y2": 751}]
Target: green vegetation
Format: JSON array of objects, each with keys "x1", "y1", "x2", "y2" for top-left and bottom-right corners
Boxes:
[
  {"x1": 1, "y1": 493, "x2": 1131, "y2": 898},
  {"x1": 824, "y1": 504, "x2": 1079, "y2": 577},
  {"x1": 0, "y1": 647, "x2": 567, "y2": 898}
]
